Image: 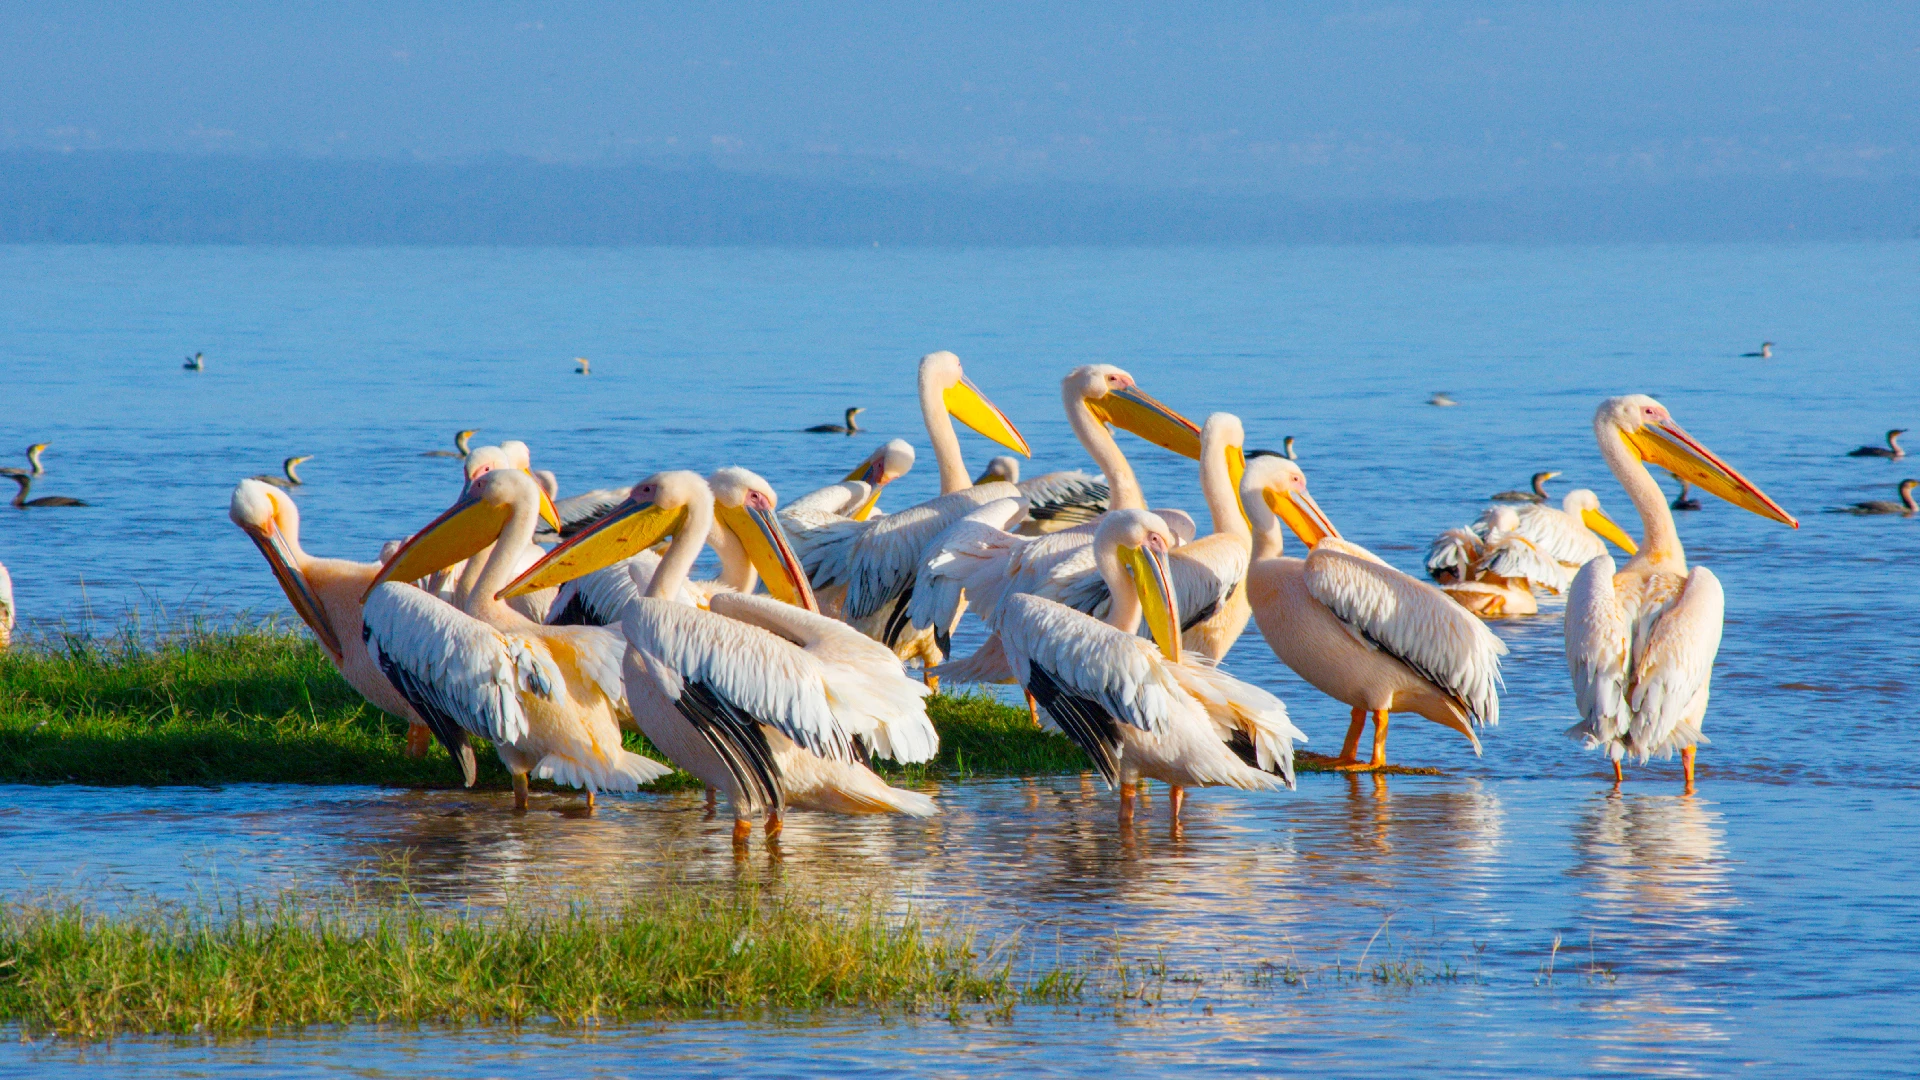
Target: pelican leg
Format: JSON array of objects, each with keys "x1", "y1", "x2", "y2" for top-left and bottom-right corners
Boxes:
[
  {"x1": 924, "y1": 672, "x2": 941, "y2": 694},
  {"x1": 1137, "y1": 780, "x2": 1151, "y2": 806},
  {"x1": 1612, "y1": 760, "x2": 1624, "y2": 788},
  {"x1": 1168, "y1": 784, "x2": 1186, "y2": 822},
  {"x1": 1331, "y1": 707, "x2": 1373, "y2": 771},
  {"x1": 1680, "y1": 747, "x2": 1697, "y2": 794},
  {"x1": 1368, "y1": 711, "x2": 1390, "y2": 768},
  {"x1": 584, "y1": 789, "x2": 596, "y2": 811},
  {"x1": 403, "y1": 721, "x2": 433, "y2": 759},
  {"x1": 765, "y1": 810, "x2": 784, "y2": 837},
  {"x1": 1118, "y1": 781, "x2": 1137, "y2": 826},
  {"x1": 512, "y1": 772, "x2": 529, "y2": 812},
  {"x1": 732, "y1": 818, "x2": 752, "y2": 846},
  {"x1": 1025, "y1": 690, "x2": 1041, "y2": 726}
]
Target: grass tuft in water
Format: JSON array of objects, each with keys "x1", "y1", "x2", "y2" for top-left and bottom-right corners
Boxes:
[{"x1": 0, "y1": 887, "x2": 1071, "y2": 1038}]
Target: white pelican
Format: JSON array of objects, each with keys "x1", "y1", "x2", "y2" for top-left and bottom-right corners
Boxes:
[
  {"x1": 973, "y1": 455, "x2": 1111, "y2": 533},
  {"x1": 806, "y1": 407, "x2": 866, "y2": 434},
  {"x1": 443, "y1": 445, "x2": 564, "y2": 621},
  {"x1": 422, "y1": 429, "x2": 477, "y2": 458},
  {"x1": 1565, "y1": 395, "x2": 1797, "y2": 791},
  {"x1": 1492, "y1": 470, "x2": 1560, "y2": 504},
  {"x1": 0, "y1": 560, "x2": 13, "y2": 651},
  {"x1": 794, "y1": 438, "x2": 915, "y2": 523},
  {"x1": 504, "y1": 470, "x2": 939, "y2": 843},
  {"x1": 24, "y1": 443, "x2": 47, "y2": 476},
  {"x1": 1833, "y1": 478, "x2": 1918, "y2": 516},
  {"x1": 1427, "y1": 505, "x2": 1557, "y2": 617},
  {"x1": 363, "y1": 467, "x2": 671, "y2": 806},
  {"x1": 228, "y1": 479, "x2": 439, "y2": 760},
  {"x1": 251, "y1": 455, "x2": 312, "y2": 489},
  {"x1": 992, "y1": 509, "x2": 1303, "y2": 825},
  {"x1": 4, "y1": 472, "x2": 87, "y2": 508},
  {"x1": 1241, "y1": 454, "x2": 1506, "y2": 770},
  {"x1": 1848, "y1": 429, "x2": 1907, "y2": 459}
]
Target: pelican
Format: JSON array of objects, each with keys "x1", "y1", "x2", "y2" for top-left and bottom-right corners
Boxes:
[
  {"x1": 449, "y1": 445, "x2": 564, "y2": 620},
  {"x1": 228, "y1": 479, "x2": 440, "y2": 761},
  {"x1": 503, "y1": 470, "x2": 939, "y2": 842},
  {"x1": 1429, "y1": 392, "x2": 1457, "y2": 407},
  {"x1": 1492, "y1": 471, "x2": 1560, "y2": 504},
  {"x1": 363, "y1": 468, "x2": 672, "y2": 807},
  {"x1": 0, "y1": 560, "x2": 13, "y2": 651},
  {"x1": 1241, "y1": 454, "x2": 1506, "y2": 770},
  {"x1": 806, "y1": 407, "x2": 866, "y2": 434},
  {"x1": 1431, "y1": 489, "x2": 1638, "y2": 600},
  {"x1": 184, "y1": 352, "x2": 204, "y2": 371},
  {"x1": 24, "y1": 443, "x2": 47, "y2": 476},
  {"x1": 1670, "y1": 476, "x2": 1702, "y2": 511},
  {"x1": 972, "y1": 455, "x2": 1111, "y2": 534},
  {"x1": 992, "y1": 509, "x2": 1303, "y2": 825},
  {"x1": 1848, "y1": 429, "x2": 1907, "y2": 460},
  {"x1": 4, "y1": 471, "x2": 87, "y2": 508},
  {"x1": 792, "y1": 438, "x2": 916, "y2": 524},
  {"x1": 1427, "y1": 505, "x2": 1558, "y2": 617},
  {"x1": 1833, "y1": 479, "x2": 1918, "y2": 516},
  {"x1": 251, "y1": 455, "x2": 313, "y2": 489},
  {"x1": 575, "y1": 357, "x2": 590, "y2": 375},
  {"x1": 1565, "y1": 395, "x2": 1798, "y2": 792},
  {"x1": 1740, "y1": 342, "x2": 1774, "y2": 359},
  {"x1": 423, "y1": 429, "x2": 478, "y2": 458}
]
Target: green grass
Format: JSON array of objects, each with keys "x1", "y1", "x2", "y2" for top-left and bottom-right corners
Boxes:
[{"x1": 0, "y1": 886, "x2": 1073, "y2": 1038}]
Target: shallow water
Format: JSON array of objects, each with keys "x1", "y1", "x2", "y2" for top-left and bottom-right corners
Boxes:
[{"x1": 1, "y1": 242, "x2": 1918, "y2": 1073}]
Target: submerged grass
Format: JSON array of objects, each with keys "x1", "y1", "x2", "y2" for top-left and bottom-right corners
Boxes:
[
  {"x1": 0, "y1": 626, "x2": 1095, "y2": 788},
  {"x1": 0, "y1": 886, "x2": 1068, "y2": 1038}
]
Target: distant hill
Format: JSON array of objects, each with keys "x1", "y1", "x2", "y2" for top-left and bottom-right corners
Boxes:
[{"x1": 2, "y1": 151, "x2": 1915, "y2": 245}]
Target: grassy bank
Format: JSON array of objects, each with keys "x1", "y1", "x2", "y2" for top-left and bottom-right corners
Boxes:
[
  {"x1": 0, "y1": 626, "x2": 1088, "y2": 788},
  {"x1": 0, "y1": 887, "x2": 1071, "y2": 1038}
]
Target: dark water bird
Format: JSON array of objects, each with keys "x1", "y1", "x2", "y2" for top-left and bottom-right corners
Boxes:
[
  {"x1": 1847, "y1": 429, "x2": 1906, "y2": 459},
  {"x1": 1833, "y1": 479, "x2": 1919, "y2": 516},
  {"x1": 24, "y1": 443, "x2": 47, "y2": 475},
  {"x1": 252, "y1": 455, "x2": 313, "y2": 488},
  {"x1": 806, "y1": 406, "x2": 866, "y2": 434},
  {"x1": 183, "y1": 352, "x2": 204, "y2": 371},
  {"x1": 1282, "y1": 436, "x2": 1297, "y2": 461},
  {"x1": 575, "y1": 357, "x2": 590, "y2": 375},
  {"x1": 422, "y1": 429, "x2": 477, "y2": 458},
  {"x1": 1492, "y1": 470, "x2": 1560, "y2": 504},
  {"x1": 1428, "y1": 392, "x2": 1457, "y2": 407},
  {"x1": 1670, "y1": 475, "x2": 1702, "y2": 511},
  {"x1": 3, "y1": 470, "x2": 88, "y2": 508},
  {"x1": 1740, "y1": 342, "x2": 1774, "y2": 359}
]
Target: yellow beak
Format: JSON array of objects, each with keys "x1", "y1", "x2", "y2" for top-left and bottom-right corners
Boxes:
[
  {"x1": 1088, "y1": 385, "x2": 1203, "y2": 460},
  {"x1": 365, "y1": 494, "x2": 512, "y2": 598},
  {"x1": 1581, "y1": 506, "x2": 1639, "y2": 555},
  {"x1": 841, "y1": 453, "x2": 890, "y2": 521},
  {"x1": 1122, "y1": 536, "x2": 1182, "y2": 662},
  {"x1": 246, "y1": 523, "x2": 343, "y2": 660},
  {"x1": 523, "y1": 470, "x2": 563, "y2": 531},
  {"x1": 943, "y1": 377, "x2": 1033, "y2": 457},
  {"x1": 715, "y1": 496, "x2": 820, "y2": 612},
  {"x1": 1623, "y1": 421, "x2": 1798, "y2": 527},
  {"x1": 1264, "y1": 486, "x2": 1341, "y2": 548},
  {"x1": 500, "y1": 497, "x2": 688, "y2": 597},
  {"x1": 1227, "y1": 444, "x2": 1250, "y2": 533}
]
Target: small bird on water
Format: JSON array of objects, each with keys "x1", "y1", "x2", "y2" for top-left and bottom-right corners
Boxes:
[
  {"x1": 807, "y1": 406, "x2": 866, "y2": 434},
  {"x1": 1741, "y1": 342, "x2": 1774, "y2": 359},
  {"x1": 1833, "y1": 479, "x2": 1918, "y2": 517},
  {"x1": 3, "y1": 470, "x2": 88, "y2": 508},
  {"x1": 1670, "y1": 475, "x2": 1703, "y2": 511},
  {"x1": 1429, "y1": 392, "x2": 1457, "y2": 407},
  {"x1": 1281, "y1": 436, "x2": 1298, "y2": 461},
  {"x1": 23, "y1": 443, "x2": 47, "y2": 475},
  {"x1": 252, "y1": 455, "x2": 313, "y2": 488},
  {"x1": 1491, "y1": 470, "x2": 1559, "y2": 504},
  {"x1": 422, "y1": 430, "x2": 478, "y2": 458},
  {"x1": 576, "y1": 357, "x2": 590, "y2": 375},
  {"x1": 184, "y1": 352, "x2": 205, "y2": 371},
  {"x1": 1847, "y1": 429, "x2": 1906, "y2": 460}
]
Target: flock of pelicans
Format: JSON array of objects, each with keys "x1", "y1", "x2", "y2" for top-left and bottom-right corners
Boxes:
[{"x1": 0, "y1": 353, "x2": 1912, "y2": 842}]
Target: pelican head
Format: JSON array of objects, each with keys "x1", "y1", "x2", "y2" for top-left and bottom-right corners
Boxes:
[
  {"x1": 920, "y1": 351, "x2": 1032, "y2": 457},
  {"x1": 842, "y1": 439, "x2": 917, "y2": 520},
  {"x1": 1559, "y1": 489, "x2": 1638, "y2": 554},
  {"x1": 369, "y1": 467, "x2": 546, "y2": 595},
  {"x1": 463, "y1": 444, "x2": 561, "y2": 531},
  {"x1": 229, "y1": 479, "x2": 343, "y2": 659},
  {"x1": 1096, "y1": 509, "x2": 1183, "y2": 662},
  {"x1": 1239, "y1": 452, "x2": 1341, "y2": 548},
  {"x1": 974, "y1": 455, "x2": 1020, "y2": 485},
  {"x1": 1067, "y1": 364, "x2": 1203, "y2": 460},
  {"x1": 1597, "y1": 396, "x2": 1797, "y2": 527},
  {"x1": 708, "y1": 466, "x2": 818, "y2": 610},
  {"x1": 1485, "y1": 504, "x2": 1522, "y2": 534},
  {"x1": 25, "y1": 443, "x2": 47, "y2": 474}
]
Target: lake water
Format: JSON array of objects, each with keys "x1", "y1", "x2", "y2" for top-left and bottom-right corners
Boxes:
[{"x1": 2, "y1": 242, "x2": 1918, "y2": 1075}]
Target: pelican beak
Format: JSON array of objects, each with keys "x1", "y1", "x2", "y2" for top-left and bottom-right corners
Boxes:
[
  {"x1": 525, "y1": 471, "x2": 563, "y2": 532},
  {"x1": 500, "y1": 496, "x2": 688, "y2": 597},
  {"x1": 1264, "y1": 486, "x2": 1341, "y2": 547},
  {"x1": 943, "y1": 377, "x2": 1032, "y2": 457},
  {"x1": 1088, "y1": 385, "x2": 1203, "y2": 460},
  {"x1": 1624, "y1": 421, "x2": 1798, "y2": 527},
  {"x1": 365, "y1": 493, "x2": 512, "y2": 598},
  {"x1": 1121, "y1": 533, "x2": 1182, "y2": 662},
  {"x1": 245, "y1": 522, "x2": 343, "y2": 660},
  {"x1": 1227, "y1": 444, "x2": 1250, "y2": 532},
  {"x1": 716, "y1": 492, "x2": 819, "y2": 612},
  {"x1": 842, "y1": 453, "x2": 890, "y2": 521},
  {"x1": 1581, "y1": 507, "x2": 1639, "y2": 555}
]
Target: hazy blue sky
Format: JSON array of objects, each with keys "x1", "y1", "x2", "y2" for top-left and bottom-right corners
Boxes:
[{"x1": 4, "y1": 2, "x2": 1916, "y2": 199}]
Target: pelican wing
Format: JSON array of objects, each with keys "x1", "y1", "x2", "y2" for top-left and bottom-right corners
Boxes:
[
  {"x1": 1564, "y1": 554, "x2": 1631, "y2": 749},
  {"x1": 621, "y1": 598, "x2": 865, "y2": 763},
  {"x1": 784, "y1": 480, "x2": 871, "y2": 519},
  {"x1": 1165, "y1": 660, "x2": 1304, "y2": 787},
  {"x1": 1167, "y1": 535, "x2": 1247, "y2": 632},
  {"x1": 1303, "y1": 538, "x2": 1506, "y2": 726},
  {"x1": 1018, "y1": 470, "x2": 1110, "y2": 528},
  {"x1": 907, "y1": 498, "x2": 1029, "y2": 635},
  {"x1": 834, "y1": 482, "x2": 1022, "y2": 621},
  {"x1": 363, "y1": 583, "x2": 551, "y2": 784},
  {"x1": 1627, "y1": 567, "x2": 1724, "y2": 756},
  {"x1": 1513, "y1": 505, "x2": 1605, "y2": 567},
  {"x1": 1426, "y1": 527, "x2": 1483, "y2": 581},
  {"x1": 1478, "y1": 535, "x2": 1569, "y2": 593}
]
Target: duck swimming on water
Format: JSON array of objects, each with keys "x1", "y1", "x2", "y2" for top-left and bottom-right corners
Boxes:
[
  {"x1": 1847, "y1": 429, "x2": 1906, "y2": 460},
  {"x1": 1833, "y1": 479, "x2": 1918, "y2": 516},
  {"x1": 807, "y1": 407, "x2": 866, "y2": 434},
  {"x1": 252, "y1": 456, "x2": 313, "y2": 488},
  {"x1": 1740, "y1": 342, "x2": 1774, "y2": 359},
  {"x1": 183, "y1": 352, "x2": 204, "y2": 371},
  {"x1": 1492, "y1": 471, "x2": 1559, "y2": 504},
  {"x1": 3, "y1": 470, "x2": 87, "y2": 508},
  {"x1": 423, "y1": 429, "x2": 477, "y2": 458}
]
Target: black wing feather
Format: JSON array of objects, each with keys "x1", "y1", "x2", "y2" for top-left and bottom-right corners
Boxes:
[
  {"x1": 672, "y1": 679, "x2": 785, "y2": 816},
  {"x1": 1025, "y1": 663, "x2": 1122, "y2": 788}
]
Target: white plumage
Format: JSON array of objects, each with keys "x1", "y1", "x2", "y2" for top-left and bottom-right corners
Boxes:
[{"x1": 1565, "y1": 555, "x2": 1722, "y2": 763}]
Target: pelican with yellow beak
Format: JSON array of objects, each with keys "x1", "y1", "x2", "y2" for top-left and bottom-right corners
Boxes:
[
  {"x1": 503, "y1": 470, "x2": 939, "y2": 844},
  {"x1": 228, "y1": 479, "x2": 439, "y2": 760},
  {"x1": 993, "y1": 509, "x2": 1303, "y2": 826},
  {"x1": 787, "y1": 439, "x2": 917, "y2": 526},
  {"x1": 1566, "y1": 395, "x2": 1797, "y2": 792},
  {"x1": 1427, "y1": 490, "x2": 1638, "y2": 616},
  {"x1": 362, "y1": 467, "x2": 671, "y2": 807},
  {"x1": 1241, "y1": 454, "x2": 1507, "y2": 771}
]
